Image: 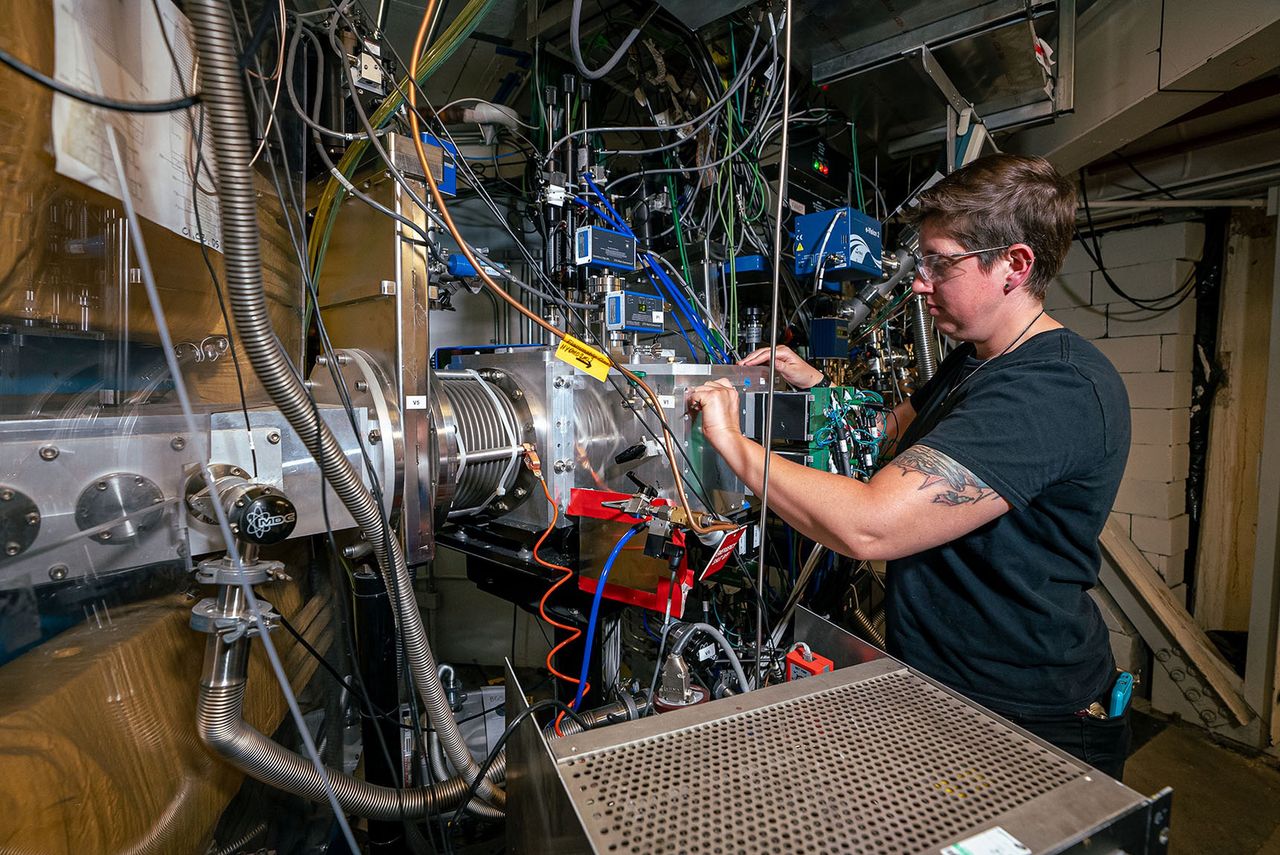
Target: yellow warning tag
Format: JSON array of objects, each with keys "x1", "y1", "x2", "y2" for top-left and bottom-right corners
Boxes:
[
  {"x1": 796, "y1": 241, "x2": 805, "y2": 252},
  {"x1": 554, "y1": 335, "x2": 611, "y2": 383}
]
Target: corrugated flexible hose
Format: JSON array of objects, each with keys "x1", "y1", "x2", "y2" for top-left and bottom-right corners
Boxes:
[
  {"x1": 196, "y1": 641, "x2": 474, "y2": 819},
  {"x1": 186, "y1": 0, "x2": 502, "y2": 812}
]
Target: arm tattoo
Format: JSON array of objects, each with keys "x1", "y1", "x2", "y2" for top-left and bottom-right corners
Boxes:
[{"x1": 891, "y1": 445, "x2": 997, "y2": 507}]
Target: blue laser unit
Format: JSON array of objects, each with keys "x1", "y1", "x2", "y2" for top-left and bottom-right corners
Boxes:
[
  {"x1": 793, "y1": 207, "x2": 882, "y2": 290},
  {"x1": 605, "y1": 290, "x2": 664, "y2": 333},
  {"x1": 574, "y1": 225, "x2": 638, "y2": 271}
]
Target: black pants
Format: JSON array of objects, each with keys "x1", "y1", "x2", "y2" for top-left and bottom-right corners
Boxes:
[{"x1": 1001, "y1": 708, "x2": 1132, "y2": 780}]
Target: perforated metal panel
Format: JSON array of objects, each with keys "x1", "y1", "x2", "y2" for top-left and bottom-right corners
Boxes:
[{"x1": 557, "y1": 669, "x2": 1085, "y2": 855}]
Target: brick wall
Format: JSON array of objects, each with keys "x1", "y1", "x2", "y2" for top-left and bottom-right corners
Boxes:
[{"x1": 1049, "y1": 221, "x2": 1204, "y2": 609}]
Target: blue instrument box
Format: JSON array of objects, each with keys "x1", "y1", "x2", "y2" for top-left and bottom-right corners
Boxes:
[{"x1": 792, "y1": 207, "x2": 882, "y2": 290}]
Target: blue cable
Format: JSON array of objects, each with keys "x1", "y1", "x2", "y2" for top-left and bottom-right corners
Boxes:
[
  {"x1": 642, "y1": 266, "x2": 711, "y2": 360},
  {"x1": 581, "y1": 172, "x2": 729, "y2": 363},
  {"x1": 581, "y1": 172, "x2": 632, "y2": 235},
  {"x1": 572, "y1": 196, "x2": 626, "y2": 231},
  {"x1": 640, "y1": 609, "x2": 660, "y2": 641},
  {"x1": 646, "y1": 254, "x2": 730, "y2": 363},
  {"x1": 574, "y1": 523, "x2": 646, "y2": 711}
]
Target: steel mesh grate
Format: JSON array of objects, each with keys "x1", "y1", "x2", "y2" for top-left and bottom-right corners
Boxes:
[{"x1": 559, "y1": 670, "x2": 1084, "y2": 854}]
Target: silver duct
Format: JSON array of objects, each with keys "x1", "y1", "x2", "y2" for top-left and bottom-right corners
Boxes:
[
  {"x1": 185, "y1": 0, "x2": 502, "y2": 811},
  {"x1": 197, "y1": 628, "x2": 471, "y2": 819},
  {"x1": 910, "y1": 295, "x2": 939, "y2": 383}
]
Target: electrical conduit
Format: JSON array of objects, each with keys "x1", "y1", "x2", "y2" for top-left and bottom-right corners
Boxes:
[{"x1": 186, "y1": 0, "x2": 503, "y2": 813}]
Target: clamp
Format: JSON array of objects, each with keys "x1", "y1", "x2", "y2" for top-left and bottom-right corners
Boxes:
[{"x1": 189, "y1": 597, "x2": 280, "y2": 642}]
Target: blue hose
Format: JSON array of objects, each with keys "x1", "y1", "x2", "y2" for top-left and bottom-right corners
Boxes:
[{"x1": 574, "y1": 523, "x2": 646, "y2": 711}]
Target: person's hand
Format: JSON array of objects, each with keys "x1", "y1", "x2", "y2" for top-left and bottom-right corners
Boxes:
[
  {"x1": 740, "y1": 345, "x2": 825, "y2": 389},
  {"x1": 687, "y1": 379, "x2": 742, "y2": 448}
]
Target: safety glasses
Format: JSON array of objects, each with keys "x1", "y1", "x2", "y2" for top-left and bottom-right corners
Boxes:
[{"x1": 912, "y1": 245, "x2": 1012, "y2": 283}]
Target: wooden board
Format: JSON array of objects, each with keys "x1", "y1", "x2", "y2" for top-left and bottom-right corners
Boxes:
[
  {"x1": 1101, "y1": 517, "x2": 1253, "y2": 726},
  {"x1": 1195, "y1": 211, "x2": 1275, "y2": 628}
]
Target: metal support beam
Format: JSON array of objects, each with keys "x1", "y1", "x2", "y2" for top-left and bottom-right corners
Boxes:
[
  {"x1": 907, "y1": 45, "x2": 972, "y2": 117},
  {"x1": 813, "y1": 0, "x2": 1056, "y2": 84},
  {"x1": 1008, "y1": 0, "x2": 1280, "y2": 173}
]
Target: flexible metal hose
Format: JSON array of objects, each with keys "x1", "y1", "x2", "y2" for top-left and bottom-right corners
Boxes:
[
  {"x1": 196, "y1": 639, "x2": 470, "y2": 819},
  {"x1": 186, "y1": 0, "x2": 501, "y2": 811},
  {"x1": 910, "y1": 295, "x2": 938, "y2": 382}
]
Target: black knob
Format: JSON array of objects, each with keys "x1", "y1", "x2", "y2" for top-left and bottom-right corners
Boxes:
[{"x1": 230, "y1": 487, "x2": 298, "y2": 545}]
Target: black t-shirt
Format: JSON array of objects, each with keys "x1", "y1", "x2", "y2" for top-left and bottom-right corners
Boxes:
[{"x1": 885, "y1": 327, "x2": 1130, "y2": 717}]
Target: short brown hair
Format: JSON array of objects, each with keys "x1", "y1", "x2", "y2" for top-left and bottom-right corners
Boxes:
[{"x1": 906, "y1": 154, "x2": 1076, "y2": 300}]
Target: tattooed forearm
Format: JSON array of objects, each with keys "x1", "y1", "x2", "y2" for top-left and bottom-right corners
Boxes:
[{"x1": 891, "y1": 445, "x2": 997, "y2": 506}]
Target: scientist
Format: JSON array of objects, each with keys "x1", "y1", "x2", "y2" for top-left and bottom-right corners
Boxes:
[{"x1": 688, "y1": 154, "x2": 1132, "y2": 778}]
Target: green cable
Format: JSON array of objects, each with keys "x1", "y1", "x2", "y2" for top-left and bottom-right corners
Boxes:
[
  {"x1": 306, "y1": 0, "x2": 500, "y2": 281},
  {"x1": 850, "y1": 120, "x2": 866, "y2": 213},
  {"x1": 725, "y1": 102, "x2": 738, "y2": 349},
  {"x1": 667, "y1": 175, "x2": 693, "y2": 292}
]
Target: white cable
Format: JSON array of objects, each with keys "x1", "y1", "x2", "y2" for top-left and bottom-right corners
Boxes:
[{"x1": 754, "y1": 0, "x2": 792, "y2": 687}]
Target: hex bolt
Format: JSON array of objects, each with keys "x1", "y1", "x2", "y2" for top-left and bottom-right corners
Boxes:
[
  {"x1": 96, "y1": 481, "x2": 108, "y2": 491},
  {"x1": 134, "y1": 476, "x2": 144, "y2": 486},
  {"x1": 4, "y1": 542, "x2": 20, "y2": 556},
  {"x1": 26, "y1": 512, "x2": 39, "y2": 526},
  {"x1": 170, "y1": 436, "x2": 187, "y2": 451},
  {"x1": 513, "y1": 486, "x2": 528, "y2": 498},
  {"x1": 0, "y1": 490, "x2": 11, "y2": 502},
  {"x1": 48, "y1": 565, "x2": 68, "y2": 581},
  {"x1": 335, "y1": 353, "x2": 350, "y2": 365},
  {"x1": 38, "y1": 445, "x2": 59, "y2": 461},
  {"x1": 235, "y1": 499, "x2": 246, "y2": 508},
  {"x1": 315, "y1": 354, "x2": 329, "y2": 366},
  {"x1": 356, "y1": 380, "x2": 369, "y2": 393},
  {"x1": 99, "y1": 532, "x2": 112, "y2": 541},
  {"x1": 266, "y1": 430, "x2": 281, "y2": 445},
  {"x1": 553, "y1": 377, "x2": 569, "y2": 388},
  {"x1": 368, "y1": 429, "x2": 382, "y2": 444},
  {"x1": 553, "y1": 459, "x2": 571, "y2": 474},
  {"x1": 510, "y1": 388, "x2": 524, "y2": 399},
  {"x1": 493, "y1": 501, "x2": 508, "y2": 512}
]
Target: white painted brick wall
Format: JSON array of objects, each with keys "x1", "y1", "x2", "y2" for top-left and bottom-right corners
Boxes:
[
  {"x1": 1097, "y1": 222, "x2": 1204, "y2": 266},
  {"x1": 1121, "y1": 372, "x2": 1192, "y2": 409},
  {"x1": 1160, "y1": 334, "x2": 1194, "y2": 372},
  {"x1": 1091, "y1": 259, "x2": 1196, "y2": 306},
  {"x1": 1094, "y1": 335, "x2": 1162, "y2": 373},
  {"x1": 1053, "y1": 222, "x2": 1199, "y2": 597},
  {"x1": 1055, "y1": 305, "x2": 1108, "y2": 339},
  {"x1": 1142, "y1": 550, "x2": 1187, "y2": 587},
  {"x1": 1125, "y1": 443, "x2": 1190, "y2": 483},
  {"x1": 1108, "y1": 511, "x2": 1132, "y2": 538},
  {"x1": 1130, "y1": 408, "x2": 1191, "y2": 447},
  {"x1": 1059, "y1": 242, "x2": 1097, "y2": 275},
  {"x1": 1044, "y1": 270, "x2": 1093, "y2": 310},
  {"x1": 1107, "y1": 299, "x2": 1197, "y2": 337},
  {"x1": 1113, "y1": 478, "x2": 1186, "y2": 518},
  {"x1": 1131, "y1": 513, "x2": 1191, "y2": 556}
]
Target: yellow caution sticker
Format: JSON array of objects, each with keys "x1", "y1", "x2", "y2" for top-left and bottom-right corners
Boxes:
[{"x1": 554, "y1": 335, "x2": 611, "y2": 383}]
